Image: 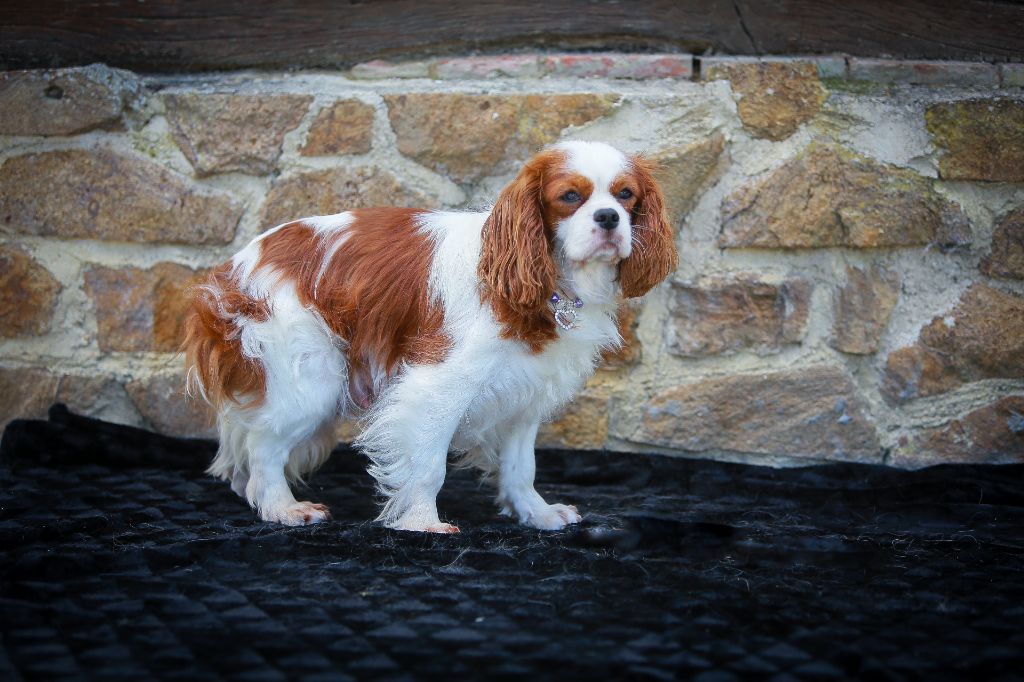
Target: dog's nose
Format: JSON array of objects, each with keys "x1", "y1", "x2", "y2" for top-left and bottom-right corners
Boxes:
[{"x1": 594, "y1": 208, "x2": 619, "y2": 230}]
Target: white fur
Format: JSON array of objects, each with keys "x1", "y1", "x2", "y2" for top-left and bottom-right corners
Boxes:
[
  {"x1": 554, "y1": 141, "x2": 633, "y2": 264},
  {"x1": 193, "y1": 142, "x2": 642, "y2": 532}
]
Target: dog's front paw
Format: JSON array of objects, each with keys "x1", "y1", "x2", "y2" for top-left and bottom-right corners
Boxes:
[
  {"x1": 523, "y1": 503, "x2": 581, "y2": 531},
  {"x1": 391, "y1": 520, "x2": 461, "y2": 534},
  {"x1": 261, "y1": 501, "x2": 331, "y2": 526}
]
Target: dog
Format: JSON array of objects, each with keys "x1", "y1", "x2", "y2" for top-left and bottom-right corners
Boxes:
[{"x1": 184, "y1": 140, "x2": 677, "y2": 532}]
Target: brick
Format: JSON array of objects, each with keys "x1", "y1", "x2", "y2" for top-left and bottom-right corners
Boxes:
[
  {"x1": 164, "y1": 93, "x2": 312, "y2": 176},
  {"x1": 0, "y1": 148, "x2": 241, "y2": 244},
  {"x1": 434, "y1": 55, "x2": 541, "y2": 79},
  {"x1": 926, "y1": 98, "x2": 1024, "y2": 183},
  {"x1": 701, "y1": 55, "x2": 840, "y2": 74},
  {"x1": 385, "y1": 93, "x2": 617, "y2": 183},
  {"x1": 719, "y1": 143, "x2": 971, "y2": 249},
  {"x1": 981, "y1": 208, "x2": 1024, "y2": 279},
  {"x1": 0, "y1": 64, "x2": 140, "y2": 136},
  {"x1": 666, "y1": 276, "x2": 810, "y2": 357},
  {"x1": 84, "y1": 263, "x2": 208, "y2": 353},
  {"x1": 0, "y1": 245, "x2": 61, "y2": 338},
  {"x1": 649, "y1": 133, "x2": 727, "y2": 222},
  {"x1": 999, "y1": 63, "x2": 1024, "y2": 88},
  {"x1": 541, "y1": 54, "x2": 692, "y2": 79},
  {"x1": 892, "y1": 397, "x2": 1024, "y2": 467},
  {"x1": 831, "y1": 265, "x2": 900, "y2": 355},
  {"x1": 349, "y1": 59, "x2": 431, "y2": 79},
  {"x1": 883, "y1": 284, "x2": 1024, "y2": 403},
  {"x1": 705, "y1": 61, "x2": 825, "y2": 140},
  {"x1": 848, "y1": 59, "x2": 998, "y2": 87},
  {"x1": 126, "y1": 373, "x2": 215, "y2": 439},
  {"x1": 301, "y1": 99, "x2": 375, "y2": 156},
  {"x1": 259, "y1": 166, "x2": 437, "y2": 229},
  {"x1": 618, "y1": 366, "x2": 880, "y2": 462},
  {"x1": 814, "y1": 57, "x2": 847, "y2": 80}
]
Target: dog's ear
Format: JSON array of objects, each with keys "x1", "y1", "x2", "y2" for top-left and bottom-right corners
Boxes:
[
  {"x1": 618, "y1": 156, "x2": 678, "y2": 298},
  {"x1": 478, "y1": 151, "x2": 562, "y2": 349}
]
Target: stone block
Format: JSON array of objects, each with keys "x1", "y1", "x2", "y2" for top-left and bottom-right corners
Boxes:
[
  {"x1": 434, "y1": 55, "x2": 541, "y2": 79},
  {"x1": 0, "y1": 245, "x2": 61, "y2": 338},
  {"x1": 164, "y1": 93, "x2": 312, "y2": 176},
  {"x1": 666, "y1": 276, "x2": 811, "y2": 357},
  {"x1": 541, "y1": 54, "x2": 692, "y2": 79},
  {"x1": 537, "y1": 380, "x2": 611, "y2": 450},
  {"x1": 0, "y1": 367, "x2": 58, "y2": 428},
  {"x1": 0, "y1": 64, "x2": 140, "y2": 136},
  {"x1": 649, "y1": 133, "x2": 727, "y2": 222},
  {"x1": 892, "y1": 397, "x2": 1024, "y2": 467},
  {"x1": 999, "y1": 64, "x2": 1024, "y2": 89},
  {"x1": 848, "y1": 59, "x2": 998, "y2": 87},
  {"x1": 0, "y1": 148, "x2": 242, "y2": 244},
  {"x1": 883, "y1": 284, "x2": 1024, "y2": 402},
  {"x1": 618, "y1": 366, "x2": 880, "y2": 462},
  {"x1": 259, "y1": 166, "x2": 437, "y2": 229},
  {"x1": 705, "y1": 61, "x2": 826, "y2": 140},
  {"x1": 349, "y1": 59, "x2": 431, "y2": 79},
  {"x1": 55, "y1": 375, "x2": 145, "y2": 429},
  {"x1": 301, "y1": 100, "x2": 375, "y2": 156},
  {"x1": 926, "y1": 98, "x2": 1024, "y2": 183},
  {"x1": 0, "y1": 368, "x2": 144, "y2": 430},
  {"x1": 84, "y1": 263, "x2": 208, "y2": 353},
  {"x1": 126, "y1": 373, "x2": 216, "y2": 439},
  {"x1": 384, "y1": 93, "x2": 617, "y2": 183},
  {"x1": 719, "y1": 143, "x2": 971, "y2": 249},
  {"x1": 831, "y1": 265, "x2": 900, "y2": 355},
  {"x1": 814, "y1": 57, "x2": 847, "y2": 80},
  {"x1": 981, "y1": 208, "x2": 1024, "y2": 280}
]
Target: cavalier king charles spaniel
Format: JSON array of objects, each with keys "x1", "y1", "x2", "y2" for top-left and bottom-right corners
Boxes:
[{"x1": 184, "y1": 141, "x2": 677, "y2": 532}]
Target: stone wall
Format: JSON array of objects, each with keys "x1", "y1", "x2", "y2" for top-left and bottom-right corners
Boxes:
[{"x1": 1, "y1": 55, "x2": 1022, "y2": 467}]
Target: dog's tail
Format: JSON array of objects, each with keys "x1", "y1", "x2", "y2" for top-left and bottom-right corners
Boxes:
[{"x1": 182, "y1": 264, "x2": 269, "y2": 410}]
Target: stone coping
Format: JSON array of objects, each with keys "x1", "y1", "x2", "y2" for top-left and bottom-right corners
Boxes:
[{"x1": 347, "y1": 52, "x2": 1023, "y2": 88}]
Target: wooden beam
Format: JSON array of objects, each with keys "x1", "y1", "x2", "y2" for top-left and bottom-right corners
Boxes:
[{"x1": 1, "y1": 0, "x2": 1021, "y2": 72}]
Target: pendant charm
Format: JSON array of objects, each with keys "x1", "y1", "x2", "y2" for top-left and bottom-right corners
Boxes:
[
  {"x1": 554, "y1": 307, "x2": 578, "y2": 331},
  {"x1": 551, "y1": 292, "x2": 584, "y2": 331}
]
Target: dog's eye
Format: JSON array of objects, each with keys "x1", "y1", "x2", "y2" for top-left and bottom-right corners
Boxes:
[
  {"x1": 617, "y1": 188, "x2": 634, "y2": 200},
  {"x1": 561, "y1": 190, "x2": 581, "y2": 203}
]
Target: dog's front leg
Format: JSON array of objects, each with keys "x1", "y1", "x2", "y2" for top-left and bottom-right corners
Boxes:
[
  {"x1": 357, "y1": 364, "x2": 479, "y2": 533},
  {"x1": 496, "y1": 417, "x2": 582, "y2": 530}
]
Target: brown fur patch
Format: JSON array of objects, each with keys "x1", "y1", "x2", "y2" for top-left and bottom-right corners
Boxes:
[
  {"x1": 541, "y1": 172, "x2": 594, "y2": 228},
  {"x1": 185, "y1": 209, "x2": 451, "y2": 410},
  {"x1": 478, "y1": 150, "x2": 564, "y2": 353},
  {"x1": 618, "y1": 157, "x2": 678, "y2": 298},
  {"x1": 182, "y1": 263, "x2": 270, "y2": 408},
  {"x1": 257, "y1": 209, "x2": 450, "y2": 402},
  {"x1": 610, "y1": 173, "x2": 640, "y2": 214}
]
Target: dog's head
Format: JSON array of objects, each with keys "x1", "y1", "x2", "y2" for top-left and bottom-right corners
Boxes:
[{"x1": 478, "y1": 141, "x2": 677, "y2": 336}]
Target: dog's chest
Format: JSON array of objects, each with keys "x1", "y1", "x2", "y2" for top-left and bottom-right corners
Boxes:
[{"x1": 458, "y1": 308, "x2": 618, "y2": 435}]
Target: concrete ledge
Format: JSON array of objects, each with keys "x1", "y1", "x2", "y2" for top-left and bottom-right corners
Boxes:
[
  {"x1": 848, "y1": 58, "x2": 999, "y2": 87},
  {"x1": 348, "y1": 52, "x2": 1022, "y2": 89},
  {"x1": 350, "y1": 53, "x2": 695, "y2": 81}
]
